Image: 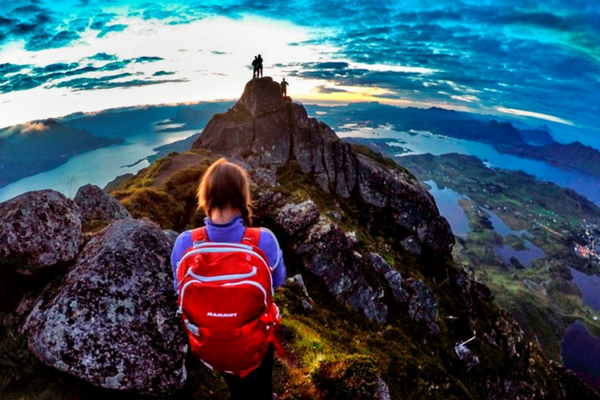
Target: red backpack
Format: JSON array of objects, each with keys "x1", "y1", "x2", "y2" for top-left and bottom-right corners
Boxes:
[{"x1": 176, "y1": 227, "x2": 281, "y2": 377}]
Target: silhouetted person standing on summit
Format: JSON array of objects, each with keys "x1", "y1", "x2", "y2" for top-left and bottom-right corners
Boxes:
[
  {"x1": 280, "y1": 78, "x2": 289, "y2": 97},
  {"x1": 256, "y1": 54, "x2": 263, "y2": 78},
  {"x1": 252, "y1": 56, "x2": 258, "y2": 79}
]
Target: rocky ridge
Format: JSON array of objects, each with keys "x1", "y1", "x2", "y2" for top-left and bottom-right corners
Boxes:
[
  {"x1": 0, "y1": 78, "x2": 598, "y2": 399},
  {"x1": 193, "y1": 77, "x2": 454, "y2": 255}
]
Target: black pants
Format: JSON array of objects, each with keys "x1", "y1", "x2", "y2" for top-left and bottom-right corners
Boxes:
[{"x1": 221, "y1": 346, "x2": 274, "y2": 400}]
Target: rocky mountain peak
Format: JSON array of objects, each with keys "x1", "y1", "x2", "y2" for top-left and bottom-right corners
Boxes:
[
  {"x1": 193, "y1": 77, "x2": 454, "y2": 256},
  {"x1": 238, "y1": 76, "x2": 287, "y2": 118}
]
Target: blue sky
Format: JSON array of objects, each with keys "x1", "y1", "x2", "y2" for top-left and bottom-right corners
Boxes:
[{"x1": 1, "y1": 0, "x2": 599, "y2": 146}]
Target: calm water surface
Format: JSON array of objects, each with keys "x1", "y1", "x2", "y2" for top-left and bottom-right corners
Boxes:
[
  {"x1": 485, "y1": 209, "x2": 545, "y2": 267},
  {"x1": 0, "y1": 128, "x2": 197, "y2": 202},
  {"x1": 560, "y1": 269, "x2": 600, "y2": 393},
  {"x1": 425, "y1": 180, "x2": 470, "y2": 237}
]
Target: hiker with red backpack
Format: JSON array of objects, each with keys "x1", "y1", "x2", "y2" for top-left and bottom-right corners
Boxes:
[{"x1": 171, "y1": 158, "x2": 286, "y2": 400}]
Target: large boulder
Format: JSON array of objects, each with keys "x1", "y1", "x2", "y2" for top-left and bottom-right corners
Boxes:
[
  {"x1": 0, "y1": 190, "x2": 82, "y2": 275},
  {"x1": 21, "y1": 219, "x2": 187, "y2": 395},
  {"x1": 356, "y1": 153, "x2": 454, "y2": 253},
  {"x1": 74, "y1": 184, "x2": 132, "y2": 222}
]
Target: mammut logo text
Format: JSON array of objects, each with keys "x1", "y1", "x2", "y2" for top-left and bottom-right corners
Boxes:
[{"x1": 207, "y1": 312, "x2": 238, "y2": 318}]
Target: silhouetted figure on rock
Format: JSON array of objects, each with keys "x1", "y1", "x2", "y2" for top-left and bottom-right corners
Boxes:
[
  {"x1": 280, "y1": 78, "x2": 289, "y2": 97},
  {"x1": 252, "y1": 56, "x2": 258, "y2": 79},
  {"x1": 256, "y1": 54, "x2": 263, "y2": 78}
]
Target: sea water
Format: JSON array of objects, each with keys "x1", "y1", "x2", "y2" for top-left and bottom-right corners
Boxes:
[{"x1": 0, "y1": 127, "x2": 198, "y2": 202}]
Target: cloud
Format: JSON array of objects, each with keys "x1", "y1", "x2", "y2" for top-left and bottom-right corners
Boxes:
[
  {"x1": 51, "y1": 74, "x2": 189, "y2": 91},
  {"x1": 0, "y1": 73, "x2": 45, "y2": 92},
  {"x1": 260, "y1": 1, "x2": 600, "y2": 127},
  {"x1": 89, "y1": 12, "x2": 118, "y2": 31},
  {"x1": 11, "y1": 5, "x2": 45, "y2": 14},
  {"x1": 313, "y1": 62, "x2": 350, "y2": 70},
  {"x1": 0, "y1": 3, "x2": 86, "y2": 51},
  {"x1": 99, "y1": 60, "x2": 132, "y2": 71},
  {"x1": 32, "y1": 62, "x2": 79, "y2": 74},
  {"x1": 0, "y1": 63, "x2": 28, "y2": 75},
  {"x1": 97, "y1": 23, "x2": 128, "y2": 38},
  {"x1": 0, "y1": 0, "x2": 598, "y2": 129},
  {"x1": 0, "y1": 57, "x2": 137, "y2": 94},
  {"x1": 153, "y1": 70, "x2": 176, "y2": 76},
  {"x1": 25, "y1": 30, "x2": 80, "y2": 51},
  {"x1": 134, "y1": 56, "x2": 163, "y2": 63},
  {"x1": 315, "y1": 85, "x2": 349, "y2": 94},
  {"x1": 88, "y1": 52, "x2": 118, "y2": 61}
]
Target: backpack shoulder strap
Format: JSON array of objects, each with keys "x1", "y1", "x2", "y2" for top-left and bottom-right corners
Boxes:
[
  {"x1": 241, "y1": 227, "x2": 261, "y2": 246},
  {"x1": 191, "y1": 227, "x2": 208, "y2": 244}
]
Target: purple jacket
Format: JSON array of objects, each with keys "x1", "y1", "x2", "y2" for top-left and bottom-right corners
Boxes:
[{"x1": 170, "y1": 215, "x2": 286, "y2": 291}]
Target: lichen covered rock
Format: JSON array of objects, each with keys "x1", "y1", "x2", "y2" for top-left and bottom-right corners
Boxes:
[
  {"x1": 0, "y1": 190, "x2": 82, "y2": 275},
  {"x1": 368, "y1": 253, "x2": 409, "y2": 304},
  {"x1": 276, "y1": 200, "x2": 320, "y2": 235},
  {"x1": 293, "y1": 216, "x2": 387, "y2": 323},
  {"x1": 21, "y1": 219, "x2": 187, "y2": 395},
  {"x1": 402, "y1": 278, "x2": 440, "y2": 335},
  {"x1": 74, "y1": 184, "x2": 132, "y2": 222}
]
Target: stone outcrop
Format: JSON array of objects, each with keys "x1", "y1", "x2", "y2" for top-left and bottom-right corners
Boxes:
[
  {"x1": 275, "y1": 200, "x2": 320, "y2": 236},
  {"x1": 21, "y1": 219, "x2": 187, "y2": 395},
  {"x1": 194, "y1": 78, "x2": 291, "y2": 167},
  {"x1": 193, "y1": 77, "x2": 454, "y2": 255},
  {"x1": 74, "y1": 184, "x2": 132, "y2": 222},
  {"x1": 403, "y1": 278, "x2": 440, "y2": 335},
  {"x1": 368, "y1": 253, "x2": 409, "y2": 304},
  {"x1": 292, "y1": 216, "x2": 388, "y2": 323},
  {"x1": 0, "y1": 190, "x2": 82, "y2": 275}
]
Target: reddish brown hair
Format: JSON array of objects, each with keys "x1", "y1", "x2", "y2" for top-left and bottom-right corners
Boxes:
[{"x1": 197, "y1": 158, "x2": 253, "y2": 226}]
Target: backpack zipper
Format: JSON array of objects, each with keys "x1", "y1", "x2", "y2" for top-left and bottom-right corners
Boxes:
[
  {"x1": 187, "y1": 266, "x2": 258, "y2": 282},
  {"x1": 178, "y1": 278, "x2": 268, "y2": 313},
  {"x1": 177, "y1": 246, "x2": 271, "y2": 282}
]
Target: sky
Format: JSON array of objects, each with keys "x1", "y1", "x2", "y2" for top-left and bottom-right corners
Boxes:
[{"x1": 1, "y1": 0, "x2": 599, "y2": 146}]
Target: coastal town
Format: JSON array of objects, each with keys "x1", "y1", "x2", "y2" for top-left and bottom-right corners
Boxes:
[{"x1": 575, "y1": 221, "x2": 600, "y2": 261}]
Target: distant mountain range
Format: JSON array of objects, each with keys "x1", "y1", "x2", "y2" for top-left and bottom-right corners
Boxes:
[
  {"x1": 1, "y1": 101, "x2": 598, "y2": 190},
  {"x1": 304, "y1": 102, "x2": 600, "y2": 179},
  {"x1": 0, "y1": 119, "x2": 121, "y2": 188}
]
